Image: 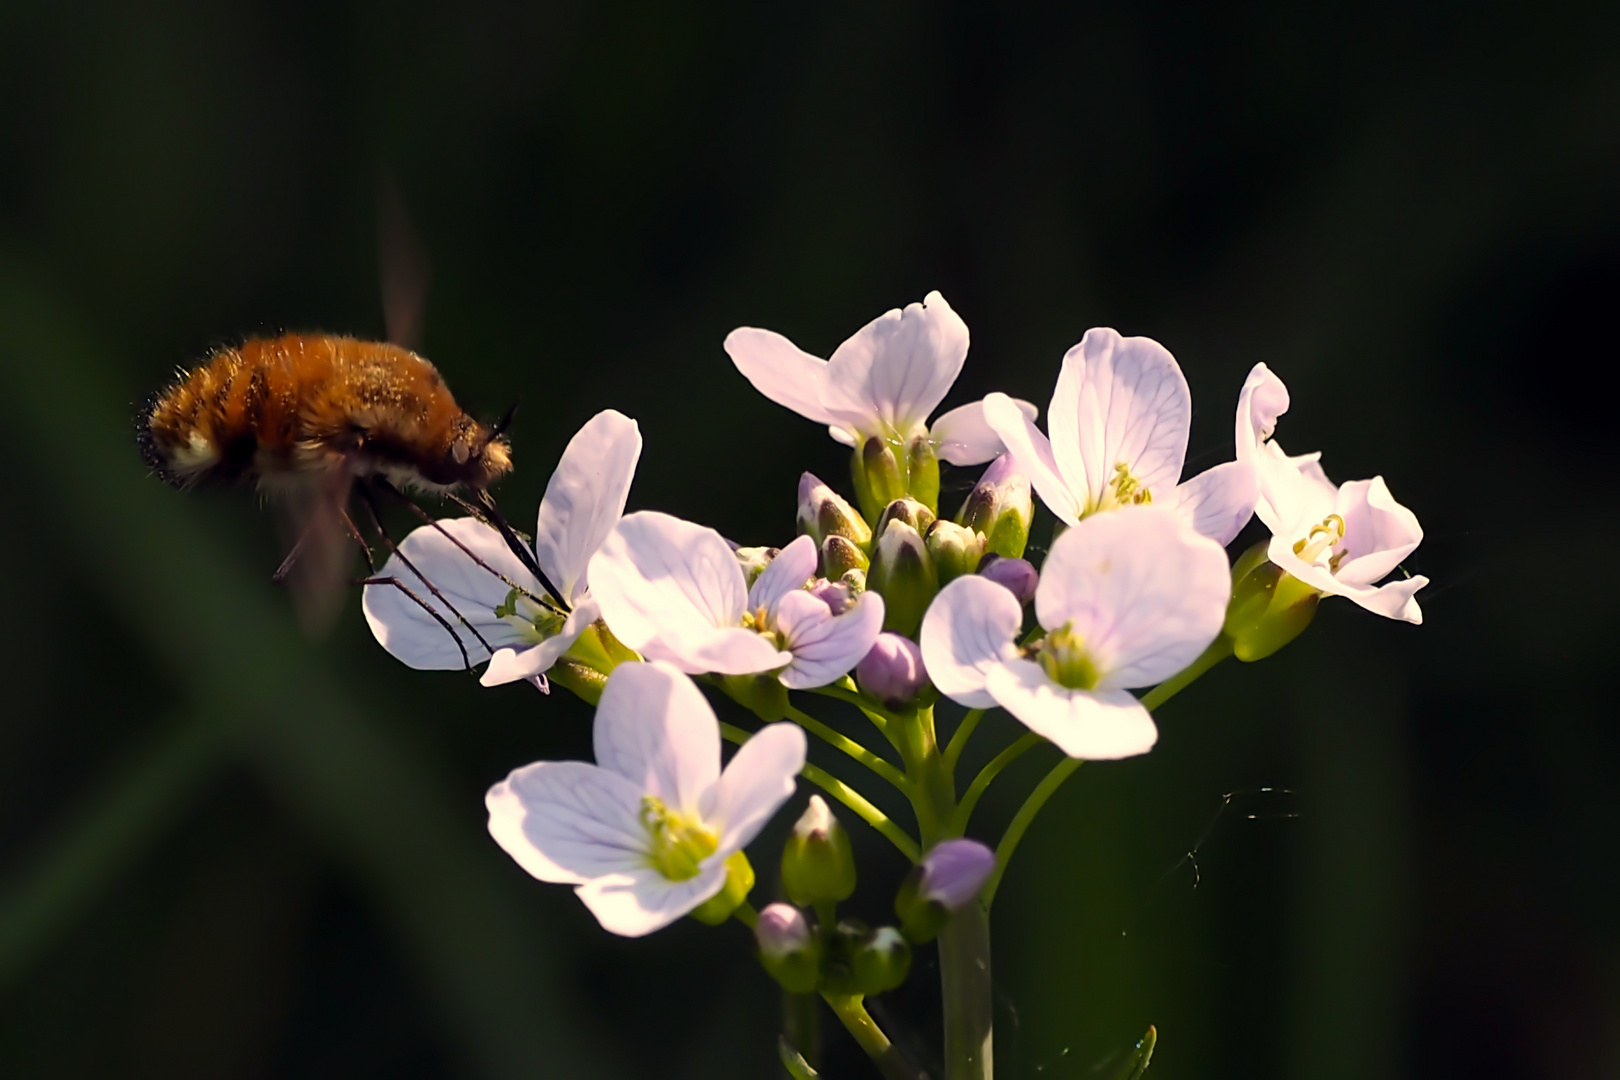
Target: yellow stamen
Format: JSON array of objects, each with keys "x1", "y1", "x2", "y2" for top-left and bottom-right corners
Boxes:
[
  {"x1": 1089, "y1": 461, "x2": 1154, "y2": 515},
  {"x1": 641, "y1": 797, "x2": 719, "y2": 881}
]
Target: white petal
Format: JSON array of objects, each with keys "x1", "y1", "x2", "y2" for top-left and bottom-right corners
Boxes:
[
  {"x1": 1256, "y1": 440, "x2": 1338, "y2": 540},
  {"x1": 828, "y1": 425, "x2": 858, "y2": 447},
  {"x1": 576, "y1": 863, "x2": 729, "y2": 938},
  {"x1": 750, "y1": 534, "x2": 819, "y2": 615},
  {"x1": 1036, "y1": 506, "x2": 1229, "y2": 689},
  {"x1": 725, "y1": 327, "x2": 837, "y2": 425},
  {"x1": 1165, "y1": 461, "x2": 1258, "y2": 546},
  {"x1": 929, "y1": 397, "x2": 1038, "y2": 467},
  {"x1": 709, "y1": 722, "x2": 806, "y2": 855},
  {"x1": 362, "y1": 518, "x2": 539, "y2": 670},
  {"x1": 589, "y1": 511, "x2": 750, "y2": 661},
  {"x1": 1052, "y1": 329, "x2": 1192, "y2": 507},
  {"x1": 1331, "y1": 477, "x2": 1423, "y2": 586},
  {"x1": 486, "y1": 761, "x2": 650, "y2": 885},
  {"x1": 534, "y1": 410, "x2": 642, "y2": 605},
  {"x1": 984, "y1": 392, "x2": 1082, "y2": 526},
  {"x1": 919, "y1": 575, "x2": 1025, "y2": 708},
  {"x1": 1234, "y1": 362, "x2": 1291, "y2": 452},
  {"x1": 682, "y1": 628, "x2": 794, "y2": 675},
  {"x1": 821, "y1": 291, "x2": 969, "y2": 436},
  {"x1": 985, "y1": 661, "x2": 1157, "y2": 760},
  {"x1": 775, "y1": 589, "x2": 887, "y2": 689},
  {"x1": 1345, "y1": 574, "x2": 1428, "y2": 624},
  {"x1": 593, "y1": 661, "x2": 721, "y2": 813},
  {"x1": 479, "y1": 598, "x2": 601, "y2": 687}
]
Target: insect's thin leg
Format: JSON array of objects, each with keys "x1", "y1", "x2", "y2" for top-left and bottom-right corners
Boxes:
[
  {"x1": 338, "y1": 504, "x2": 380, "y2": 575},
  {"x1": 472, "y1": 487, "x2": 568, "y2": 609},
  {"x1": 355, "y1": 482, "x2": 499, "y2": 663},
  {"x1": 271, "y1": 517, "x2": 319, "y2": 584},
  {"x1": 374, "y1": 481, "x2": 549, "y2": 607},
  {"x1": 359, "y1": 576, "x2": 473, "y2": 672}
]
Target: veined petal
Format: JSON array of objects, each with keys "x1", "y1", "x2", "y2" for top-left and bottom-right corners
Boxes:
[
  {"x1": 709, "y1": 722, "x2": 806, "y2": 856},
  {"x1": 984, "y1": 661, "x2": 1157, "y2": 760},
  {"x1": 1332, "y1": 477, "x2": 1423, "y2": 586},
  {"x1": 593, "y1": 661, "x2": 721, "y2": 814},
  {"x1": 930, "y1": 397, "x2": 1038, "y2": 467},
  {"x1": 821, "y1": 291, "x2": 969, "y2": 436},
  {"x1": 576, "y1": 863, "x2": 729, "y2": 938},
  {"x1": 984, "y1": 392, "x2": 1082, "y2": 526},
  {"x1": 1165, "y1": 460, "x2": 1259, "y2": 546},
  {"x1": 479, "y1": 598, "x2": 602, "y2": 687},
  {"x1": 775, "y1": 589, "x2": 886, "y2": 689},
  {"x1": 486, "y1": 761, "x2": 650, "y2": 885},
  {"x1": 725, "y1": 327, "x2": 838, "y2": 425},
  {"x1": 750, "y1": 534, "x2": 819, "y2": 615},
  {"x1": 1055, "y1": 329, "x2": 1192, "y2": 507},
  {"x1": 362, "y1": 517, "x2": 540, "y2": 670},
  {"x1": 590, "y1": 511, "x2": 750, "y2": 660},
  {"x1": 919, "y1": 575, "x2": 1024, "y2": 708},
  {"x1": 685, "y1": 627, "x2": 795, "y2": 676},
  {"x1": 1036, "y1": 507, "x2": 1229, "y2": 689},
  {"x1": 534, "y1": 410, "x2": 642, "y2": 605}
]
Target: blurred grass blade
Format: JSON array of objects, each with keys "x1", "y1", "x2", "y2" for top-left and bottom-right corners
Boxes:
[
  {"x1": 779, "y1": 1036, "x2": 822, "y2": 1079},
  {"x1": 1103, "y1": 1025, "x2": 1156, "y2": 1080}
]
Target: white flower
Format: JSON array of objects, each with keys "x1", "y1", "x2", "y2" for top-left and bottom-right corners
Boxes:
[
  {"x1": 589, "y1": 514, "x2": 885, "y2": 688},
  {"x1": 486, "y1": 661, "x2": 806, "y2": 937},
  {"x1": 362, "y1": 410, "x2": 642, "y2": 686},
  {"x1": 920, "y1": 506, "x2": 1229, "y2": 759},
  {"x1": 1236, "y1": 364, "x2": 1428, "y2": 623},
  {"x1": 983, "y1": 327, "x2": 1258, "y2": 545},
  {"x1": 725, "y1": 291, "x2": 1037, "y2": 466}
]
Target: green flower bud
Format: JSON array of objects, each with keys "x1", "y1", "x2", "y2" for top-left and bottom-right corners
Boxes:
[
  {"x1": 957, "y1": 455, "x2": 1034, "y2": 558},
  {"x1": 852, "y1": 436, "x2": 908, "y2": 523},
  {"x1": 780, "y1": 796, "x2": 856, "y2": 906},
  {"x1": 851, "y1": 926, "x2": 912, "y2": 995},
  {"x1": 821, "y1": 534, "x2": 869, "y2": 579},
  {"x1": 798, "y1": 473, "x2": 872, "y2": 547},
  {"x1": 755, "y1": 903, "x2": 822, "y2": 994},
  {"x1": 866, "y1": 520, "x2": 939, "y2": 638},
  {"x1": 925, "y1": 520, "x2": 986, "y2": 584},
  {"x1": 689, "y1": 851, "x2": 756, "y2": 925},
  {"x1": 874, "y1": 496, "x2": 937, "y2": 539},
  {"x1": 905, "y1": 433, "x2": 940, "y2": 514},
  {"x1": 1224, "y1": 542, "x2": 1320, "y2": 662},
  {"x1": 733, "y1": 544, "x2": 780, "y2": 587}
]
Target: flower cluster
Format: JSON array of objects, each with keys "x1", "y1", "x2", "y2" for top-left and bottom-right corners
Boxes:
[{"x1": 361, "y1": 292, "x2": 1425, "y2": 1068}]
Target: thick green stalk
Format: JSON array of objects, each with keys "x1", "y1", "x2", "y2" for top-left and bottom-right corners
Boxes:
[
  {"x1": 937, "y1": 900, "x2": 995, "y2": 1080},
  {"x1": 823, "y1": 995, "x2": 923, "y2": 1080}
]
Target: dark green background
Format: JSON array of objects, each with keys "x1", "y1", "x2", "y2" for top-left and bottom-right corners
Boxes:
[{"x1": 2, "y1": 1, "x2": 1616, "y2": 1077}]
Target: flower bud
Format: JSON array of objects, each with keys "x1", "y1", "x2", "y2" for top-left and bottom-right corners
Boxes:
[
  {"x1": 732, "y1": 544, "x2": 780, "y2": 587},
  {"x1": 820, "y1": 534, "x2": 869, "y2": 579},
  {"x1": 957, "y1": 455, "x2": 1034, "y2": 559},
  {"x1": 850, "y1": 926, "x2": 912, "y2": 995},
  {"x1": 1224, "y1": 542, "x2": 1320, "y2": 662},
  {"x1": 807, "y1": 577, "x2": 857, "y2": 616},
  {"x1": 798, "y1": 473, "x2": 872, "y2": 547},
  {"x1": 925, "y1": 520, "x2": 985, "y2": 584},
  {"x1": 873, "y1": 496, "x2": 937, "y2": 540},
  {"x1": 689, "y1": 851, "x2": 757, "y2": 925},
  {"x1": 780, "y1": 796, "x2": 856, "y2": 906},
  {"x1": 866, "y1": 521, "x2": 939, "y2": 638},
  {"x1": 976, "y1": 554, "x2": 1038, "y2": 606},
  {"x1": 856, "y1": 632, "x2": 929, "y2": 708},
  {"x1": 895, "y1": 839, "x2": 996, "y2": 943},
  {"x1": 755, "y1": 903, "x2": 822, "y2": 993},
  {"x1": 853, "y1": 435, "x2": 908, "y2": 523},
  {"x1": 905, "y1": 432, "x2": 940, "y2": 513}
]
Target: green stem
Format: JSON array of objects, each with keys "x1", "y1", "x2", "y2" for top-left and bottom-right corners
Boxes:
[
  {"x1": 731, "y1": 901, "x2": 759, "y2": 929},
  {"x1": 981, "y1": 757, "x2": 1081, "y2": 909},
  {"x1": 1139, "y1": 635, "x2": 1233, "y2": 712},
  {"x1": 720, "y1": 723, "x2": 920, "y2": 863},
  {"x1": 783, "y1": 703, "x2": 913, "y2": 795},
  {"x1": 782, "y1": 993, "x2": 821, "y2": 1074},
  {"x1": 948, "y1": 731, "x2": 1044, "y2": 837},
  {"x1": 822, "y1": 995, "x2": 924, "y2": 1080},
  {"x1": 937, "y1": 901, "x2": 995, "y2": 1080},
  {"x1": 942, "y1": 708, "x2": 986, "y2": 772}
]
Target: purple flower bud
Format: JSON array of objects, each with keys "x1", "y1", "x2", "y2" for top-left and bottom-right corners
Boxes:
[
  {"x1": 807, "y1": 577, "x2": 855, "y2": 615},
  {"x1": 856, "y1": 633, "x2": 929, "y2": 707},
  {"x1": 977, "y1": 554, "x2": 1038, "y2": 606},
  {"x1": 755, "y1": 902, "x2": 814, "y2": 959},
  {"x1": 916, "y1": 839, "x2": 996, "y2": 910}
]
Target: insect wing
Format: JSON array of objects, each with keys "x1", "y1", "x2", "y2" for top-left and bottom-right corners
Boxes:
[{"x1": 271, "y1": 471, "x2": 361, "y2": 638}]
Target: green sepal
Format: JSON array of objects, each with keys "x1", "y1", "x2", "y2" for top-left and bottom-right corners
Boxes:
[
  {"x1": 905, "y1": 433, "x2": 940, "y2": 513},
  {"x1": 853, "y1": 436, "x2": 908, "y2": 523},
  {"x1": 689, "y1": 851, "x2": 755, "y2": 925},
  {"x1": 781, "y1": 798, "x2": 857, "y2": 906},
  {"x1": 1224, "y1": 546, "x2": 1321, "y2": 661},
  {"x1": 720, "y1": 672, "x2": 791, "y2": 721}
]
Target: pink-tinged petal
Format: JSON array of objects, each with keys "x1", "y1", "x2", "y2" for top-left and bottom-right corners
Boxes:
[
  {"x1": 685, "y1": 627, "x2": 794, "y2": 676},
  {"x1": 589, "y1": 511, "x2": 750, "y2": 660},
  {"x1": 486, "y1": 761, "x2": 650, "y2": 885},
  {"x1": 750, "y1": 534, "x2": 819, "y2": 615},
  {"x1": 1332, "y1": 477, "x2": 1423, "y2": 586},
  {"x1": 709, "y1": 723, "x2": 806, "y2": 854},
  {"x1": 821, "y1": 291, "x2": 969, "y2": 436},
  {"x1": 1234, "y1": 362, "x2": 1291, "y2": 453},
  {"x1": 1165, "y1": 460, "x2": 1258, "y2": 546},
  {"x1": 930, "y1": 397, "x2": 1038, "y2": 467},
  {"x1": 576, "y1": 863, "x2": 729, "y2": 938},
  {"x1": 984, "y1": 661, "x2": 1157, "y2": 760},
  {"x1": 534, "y1": 410, "x2": 642, "y2": 605},
  {"x1": 1036, "y1": 507, "x2": 1229, "y2": 689},
  {"x1": 1056, "y1": 329, "x2": 1192, "y2": 506},
  {"x1": 725, "y1": 327, "x2": 837, "y2": 426},
  {"x1": 593, "y1": 661, "x2": 721, "y2": 813},
  {"x1": 363, "y1": 517, "x2": 539, "y2": 670},
  {"x1": 1344, "y1": 575, "x2": 1428, "y2": 624},
  {"x1": 775, "y1": 589, "x2": 887, "y2": 689},
  {"x1": 1256, "y1": 440, "x2": 1337, "y2": 539},
  {"x1": 828, "y1": 425, "x2": 858, "y2": 447},
  {"x1": 984, "y1": 392, "x2": 1082, "y2": 526},
  {"x1": 479, "y1": 598, "x2": 601, "y2": 687},
  {"x1": 919, "y1": 575, "x2": 1024, "y2": 708}
]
